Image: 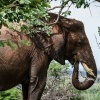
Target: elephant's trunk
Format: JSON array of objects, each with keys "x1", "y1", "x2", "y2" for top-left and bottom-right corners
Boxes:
[{"x1": 72, "y1": 61, "x2": 97, "y2": 90}]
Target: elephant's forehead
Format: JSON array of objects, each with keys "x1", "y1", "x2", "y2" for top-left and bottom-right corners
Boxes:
[
  {"x1": 70, "y1": 32, "x2": 84, "y2": 41},
  {"x1": 70, "y1": 33, "x2": 78, "y2": 40},
  {"x1": 71, "y1": 33, "x2": 76, "y2": 39}
]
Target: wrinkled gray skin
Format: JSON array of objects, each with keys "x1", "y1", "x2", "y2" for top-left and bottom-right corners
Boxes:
[{"x1": 0, "y1": 13, "x2": 97, "y2": 100}]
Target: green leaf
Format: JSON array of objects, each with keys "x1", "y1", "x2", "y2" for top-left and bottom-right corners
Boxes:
[
  {"x1": 0, "y1": 8, "x2": 3, "y2": 12},
  {"x1": 2, "y1": 21, "x2": 8, "y2": 28},
  {"x1": 19, "y1": 0, "x2": 31, "y2": 4},
  {"x1": 20, "y1": 24, "x2": 28, "y2": 33},
  {"x1": 62, "y1": 11, "x2": 71, "y2": 17},
  {"x1": 44, "y1": 3, "x2": 51, "y2": 8},
  {"x1": 19, "y1": 40, "x2": 30, "y2": 46},
  {"x1": 6, "y1": 39, "x2": 17, "y2": 50},
  {"x1": 0, "y1": 41, "x2": 4, "y2": 47}
]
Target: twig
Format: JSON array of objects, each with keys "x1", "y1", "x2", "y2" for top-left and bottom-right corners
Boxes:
[
  {"x1": 94, "y1": 34, "x2": 100, "y2": 49},
  {"x1": 48, "y1": 0, "x2": 70, "y2": 26},
  {"x1": 80, "y1": 72, "x2": 86, "y2": 78},
  {"x1": 47, "y1": 6, "x2": 61, "y2": 11},
  {"x1": 89, "y1": 6, "x2": 92, "y2": 16},
  {"x1": 67, "y1": 2, "x2": 72, "y2": 12}
]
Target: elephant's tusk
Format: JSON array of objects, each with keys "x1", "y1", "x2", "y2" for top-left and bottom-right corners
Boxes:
[{"x1": 81, "y1": 62, "x2": 96, "y2": 78}]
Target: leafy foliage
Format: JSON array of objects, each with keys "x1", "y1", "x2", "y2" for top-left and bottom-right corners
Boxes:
[
  {"x1": 48, "y1": 60, "x2": 69, "y2": 77},
  {"x1": 0, "y1": 88, "x2": 21, "y2": 100},
  {"x1": 72, "y1": 0, "x2": 90, "y2": 8},
  {"x1": 0, "y1": 0, "x2": 50, "y2": 30},
  {"x1": 0, "y1": 0, "x2": 90, "y2": 30},
  {"x1": 0, "y1": 0, "x2": 51, "y2": 48}
]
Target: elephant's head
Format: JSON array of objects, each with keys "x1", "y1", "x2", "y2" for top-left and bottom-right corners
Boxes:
[
  {"x1": 32, "y1": 13, "x2": 97, "y2": 90},
  {"x1": 61, "y1": 18, "x2": 97, "y2": 90}
]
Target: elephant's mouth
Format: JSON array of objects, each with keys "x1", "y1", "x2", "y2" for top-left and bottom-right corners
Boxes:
[
  {"x1": 81, "y1": 62, "x2": 96, "y2": 78},
  {"x1": 74, "y1": 62, "x2": 96, "y2": 79},
  {"x1": 70, "y1": 55, "x2": 95, "y2": 78},
  {"x1": 72, "y1": 60, "x2": 97, "y2": 90}
]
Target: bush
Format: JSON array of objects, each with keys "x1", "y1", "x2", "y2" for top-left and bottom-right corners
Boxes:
[{"x1": 0, "y1": 88, "x2": 21, "y2": 100}]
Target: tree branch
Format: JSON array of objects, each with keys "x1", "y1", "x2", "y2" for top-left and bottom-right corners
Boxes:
[
  {"x1": 94, "y1": 34, "x2": 100, "y2": 49},
  {"x1": 47, "y1": 6, "x2": 61, "y2": 11},
  {"x1": 48, "y1": 0, "x2": 70, "y2": 26},
  {"x1": 89, "y1": 6, "x2": 92, "y2": 16}
]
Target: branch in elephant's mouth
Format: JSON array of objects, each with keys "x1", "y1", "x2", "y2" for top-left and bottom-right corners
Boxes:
[
  {"x1": 73, "y1": 62, "x2": 96, "y2": 81},
  {"x1": 72, "y1": 61, "x2": 96, "y2": 90},
  {"x1": 81, "y1": 62, "x2": 96, "y2": 78}
]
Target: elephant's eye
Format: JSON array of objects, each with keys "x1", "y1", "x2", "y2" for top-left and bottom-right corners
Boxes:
[{"x1": 78, "y1": 39, "x2": 83, "y2": 45}]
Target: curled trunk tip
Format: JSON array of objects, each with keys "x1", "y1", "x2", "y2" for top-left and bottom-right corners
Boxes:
[{"x1": 72, "y1": 62, "x2": 97, "y2": 90}]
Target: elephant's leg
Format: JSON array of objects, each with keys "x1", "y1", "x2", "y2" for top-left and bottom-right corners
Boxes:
[
  {"x1": 27, "y1": 56, "x2": 49, "y2": 100},
  {"x1": 22, "y1": 84, "x2": 29, "y2": 100},
  {"x1": 28, "y1": 73, "x2": 47, "y2": 100}
]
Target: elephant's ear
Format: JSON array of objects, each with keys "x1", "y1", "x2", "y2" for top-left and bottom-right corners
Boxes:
[
  {"x1": 32, "y1": 24, "x2": 66, "y2": 65},
  {"x1": 32, "y1": 33, "x2": 53, "y2": 54}
]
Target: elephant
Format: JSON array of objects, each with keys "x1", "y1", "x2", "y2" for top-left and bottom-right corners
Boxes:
[{"x1": 0, "y1": 13, "x2": 97, "y2": 100}]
